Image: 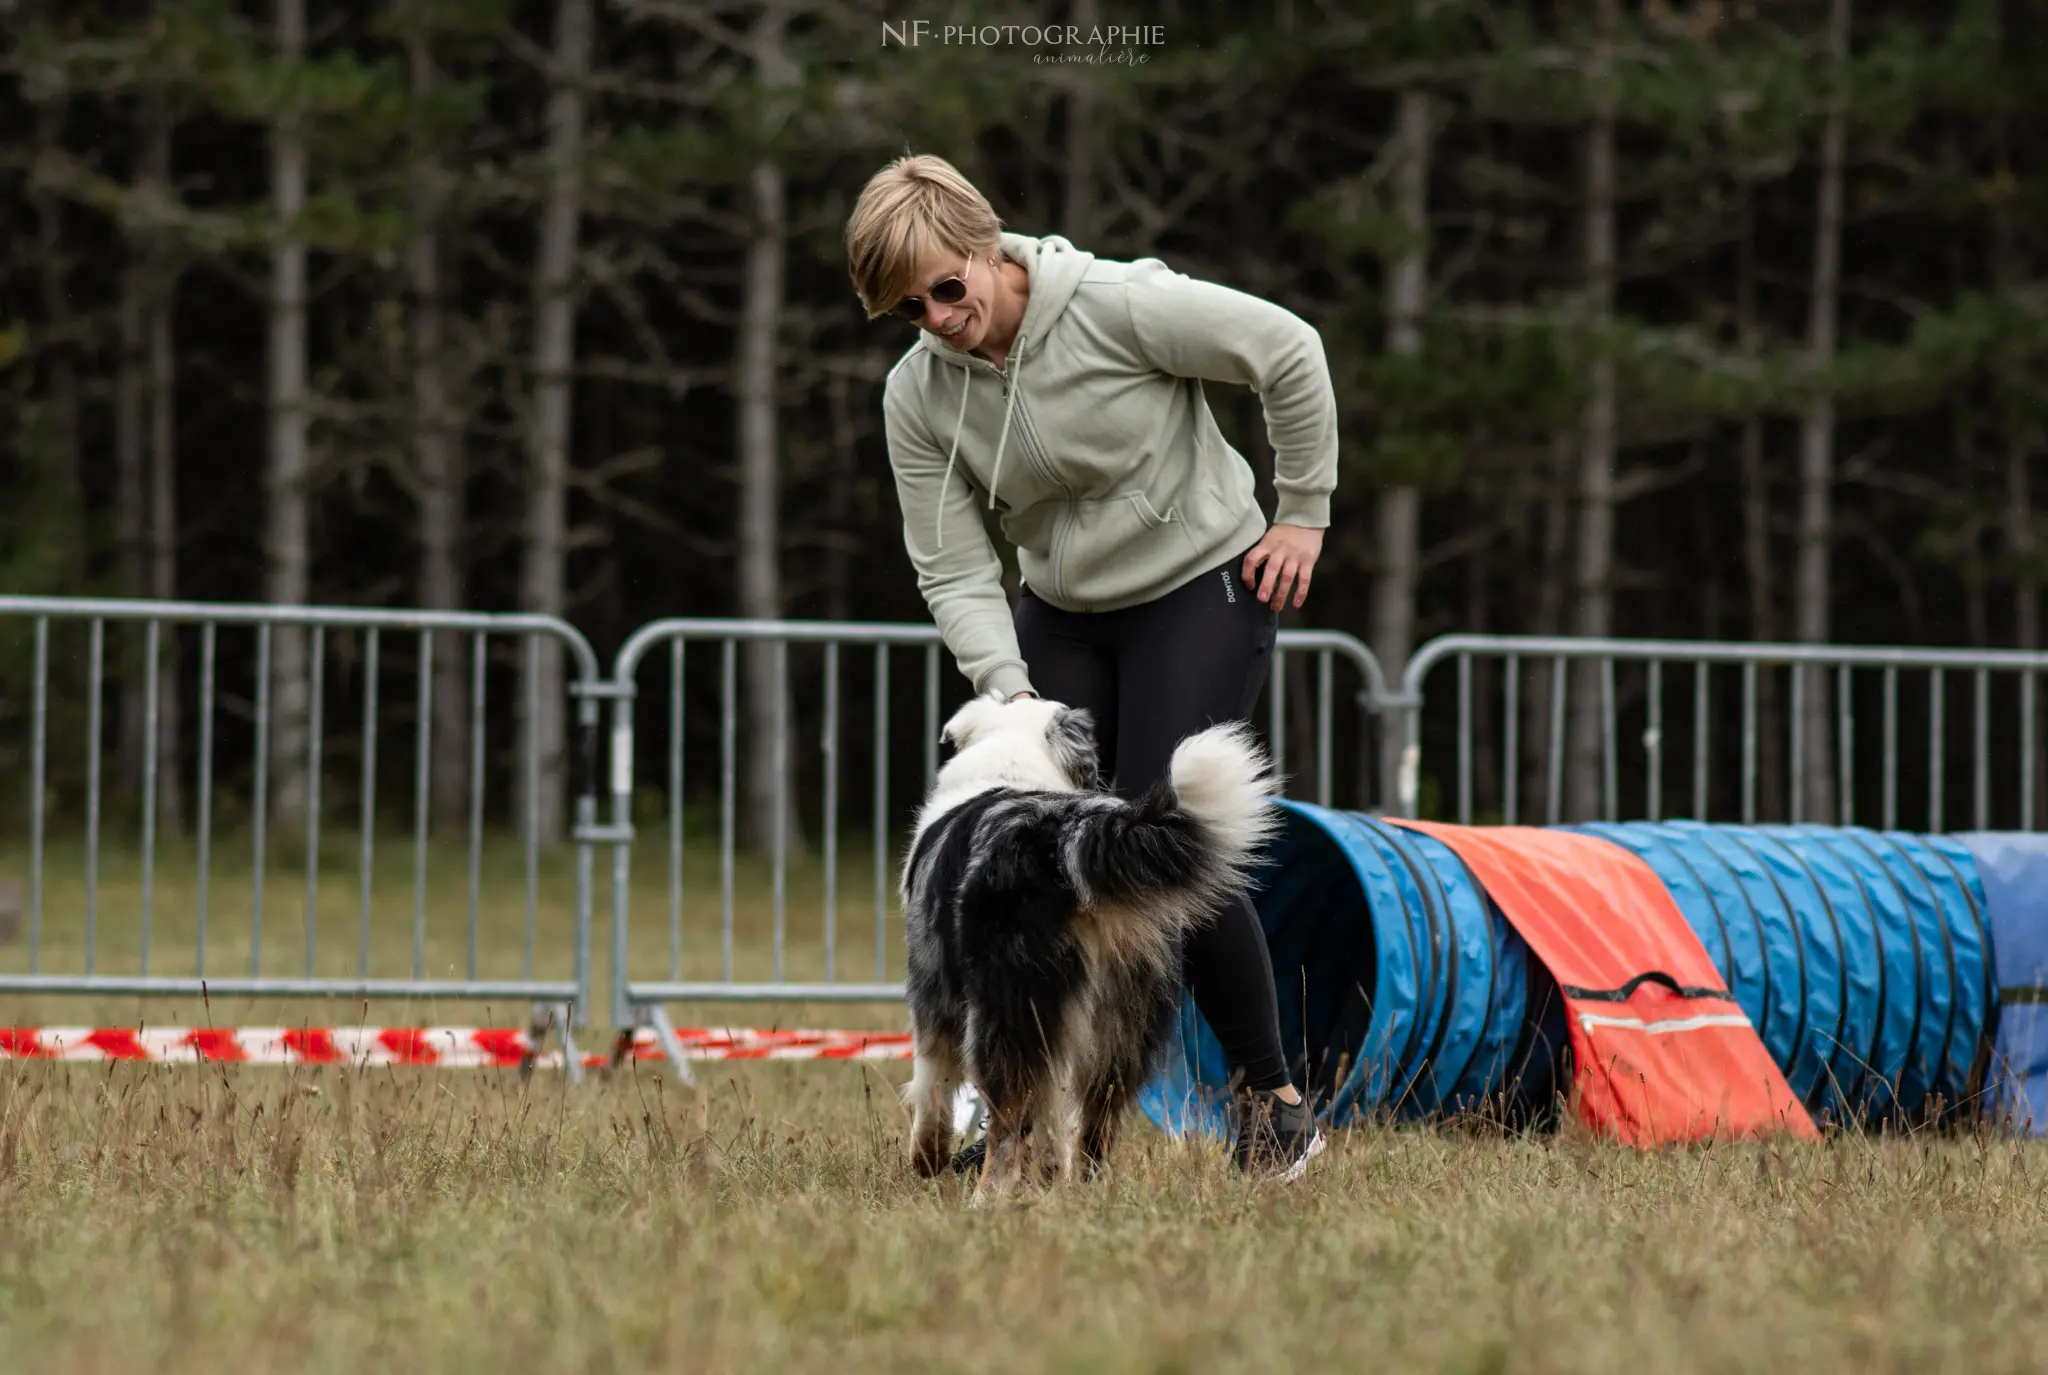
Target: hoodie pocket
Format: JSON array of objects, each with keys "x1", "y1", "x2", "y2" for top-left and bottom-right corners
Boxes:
[
  {"x1": 1128, "y1": 491, "x2": 1176, "y2": 530},
  {"x1": 1133, "y1": 490, "x2": 1205, "y2": 558},
  {"x1": 1057, "y1": 492, "x2": 1198, "y2": 601}
]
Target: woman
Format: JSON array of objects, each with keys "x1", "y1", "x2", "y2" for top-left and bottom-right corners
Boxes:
[{"x1": 846, "y1": 153, "x2": 1337, "y2": 1181}]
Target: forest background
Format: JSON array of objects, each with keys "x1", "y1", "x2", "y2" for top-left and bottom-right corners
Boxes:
[{"x1": 3, "y1": 0, "x2": 2044, "y2": 846}]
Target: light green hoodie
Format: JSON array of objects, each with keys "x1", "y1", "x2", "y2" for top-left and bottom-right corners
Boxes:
[{"x1": 883, "y1": 231, "x2": 1339, "y2": 699}]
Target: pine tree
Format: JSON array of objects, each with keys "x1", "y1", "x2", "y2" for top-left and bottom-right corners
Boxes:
[
  {"x1": 376, "y1": 0, "x2": 509, "y2": 831},
  {"x1": 520, "y1": 0, "x2": 594, "y2": 848}
]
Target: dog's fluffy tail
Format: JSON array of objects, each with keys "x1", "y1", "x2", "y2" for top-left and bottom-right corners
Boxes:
[
  {"x1": 1165, "y1": 721, "x2": 1285, "y2": 885},
  {"x1": 1059, "y1": 722, "x2": 1283, "y2": 922}
]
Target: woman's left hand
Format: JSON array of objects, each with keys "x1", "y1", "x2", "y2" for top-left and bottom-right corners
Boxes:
[{"x1": 1242, "y1": 524, "x2": 1324, "y2": 610}]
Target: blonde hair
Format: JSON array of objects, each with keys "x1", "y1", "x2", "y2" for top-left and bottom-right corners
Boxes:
[{"x1": 845, "y1": 154, "x2": 1005, "y2": 319}]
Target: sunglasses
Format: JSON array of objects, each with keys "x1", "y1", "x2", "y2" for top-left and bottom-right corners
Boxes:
[{"x1": 892, "y1": 257, "x2": 973, "y2": 321}]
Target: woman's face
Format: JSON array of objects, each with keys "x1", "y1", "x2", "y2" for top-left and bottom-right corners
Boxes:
[{"x1": 901, "y1": 244, "x2": 996, "y2": 352}]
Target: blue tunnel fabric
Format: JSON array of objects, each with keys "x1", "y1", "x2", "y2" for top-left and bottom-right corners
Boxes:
[
  {"x1": 1734, "y1": 829, "x2": 1848, "y2": 1114},
  {"x1": 1955, "y1": 832, "x2": 2048, "y2": 1133},
  {"x1": 1805, "y1": 829, "x2": 1941, "y2": 1113},
  {"x1": 1903, "y1": 832, "x2": 1998, "y2": 1099},
  {"x1": 1136, "y1": 800, "x2": 1566, "y2": 1139},
  {"x1": 1138, "y1": 804, "x2": 2001, "y2": 1138},
  {"x1": 1793, "y1": 827, "x2": 1990, "y2": 1116}
]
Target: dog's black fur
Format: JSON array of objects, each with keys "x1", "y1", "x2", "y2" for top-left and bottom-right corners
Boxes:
[{"x1": 899, "y1": 693, "x2": 1279, "y2": 1200}]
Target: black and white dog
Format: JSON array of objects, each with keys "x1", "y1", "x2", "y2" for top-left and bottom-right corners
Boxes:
[{"x1": 900, "y1": 691, "x2": 1281, "y2": 1201}]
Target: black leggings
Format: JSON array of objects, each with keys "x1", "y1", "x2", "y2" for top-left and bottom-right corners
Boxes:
[{"x1": 1014, "y1": 551, "x2": 1292, "y2": 1093}]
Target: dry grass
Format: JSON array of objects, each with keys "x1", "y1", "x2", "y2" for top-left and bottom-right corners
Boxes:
[
  {"x1": 0, "y1": 1061, "x2": 2043, "y2": 1373},
  {"x1": 0, "y1": 841, "x2": 2046, "y2": 1371}
]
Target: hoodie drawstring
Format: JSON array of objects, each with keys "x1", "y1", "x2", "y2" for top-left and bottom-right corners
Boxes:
[
  {"x1": 986, "y1": 348, "x2": 1023, "y2": 512},
  {"x1": 933, "y1": 345, "x2": 1025, "y2": 552},
  {"x1": 933, "y1": 370, "x2": 972, "y2": 552}
]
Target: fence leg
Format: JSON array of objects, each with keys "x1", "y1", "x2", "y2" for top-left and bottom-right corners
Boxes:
[
  {"x1": 1386, "y1": 694, "x2": 1423, "y2": 819},
  {"x1": 555, "y1": 1002, "x2": 586, "y2": 1086},
  {"x1": 646, "y1": 1003, "x2": 697, "y2": 1085},
  {"x1": 526, "y1": 1002, "x2": 587, "y2": 1084}
]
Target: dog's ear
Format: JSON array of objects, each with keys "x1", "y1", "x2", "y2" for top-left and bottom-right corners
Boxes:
[
  {"x1": 939, "y1": 691, "x2": 1008, "y2": 753},
  {"x1": 1046, "y1": 706, "x2": 1102, "y2": 790}
]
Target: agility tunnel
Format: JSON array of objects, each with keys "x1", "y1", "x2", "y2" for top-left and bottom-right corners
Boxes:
[
  {"x1": 1954, "y1": 832, "x2": 2048, "y2": 1133},
  {"x1": 1137, "y1": 802, "x2": 2046, "y2": 1145}
]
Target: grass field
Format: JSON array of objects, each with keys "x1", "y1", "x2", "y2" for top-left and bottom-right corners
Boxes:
[
  {"x1": 2, "y1": 838, "x2": 2048, "y2": 1371},
  {"x1": 0, "y1": 1061, "x2": 2045, "y2": 1372}
]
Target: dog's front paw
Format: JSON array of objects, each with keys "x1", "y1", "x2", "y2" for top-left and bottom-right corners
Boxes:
[{"x1": 909, "y1": 1133, "x2": 953, "y2": 1178}]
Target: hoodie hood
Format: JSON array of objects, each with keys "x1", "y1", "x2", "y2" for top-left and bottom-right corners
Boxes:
[
  {"x1": 917, "y1": 232, "x2": 1096, "y2": 373},
  {"x1": 919, "y1": 233, "x2": 1097, "y2": 550}
]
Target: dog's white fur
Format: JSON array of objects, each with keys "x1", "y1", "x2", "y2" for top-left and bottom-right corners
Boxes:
[{"x1": 911, "y1": 693, "x2": 1079, "y2": 827}]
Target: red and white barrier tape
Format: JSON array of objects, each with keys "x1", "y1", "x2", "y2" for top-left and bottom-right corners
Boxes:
[
  {"x1": 0, "y1": 1026, "x2": 913, "y2": 1070},
  {"x1": 611, "y1": 1027, "x2": 914, "y2": 1066}
]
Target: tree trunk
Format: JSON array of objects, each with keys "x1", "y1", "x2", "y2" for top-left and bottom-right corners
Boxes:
[
  {"x1": 266, "y1": 0, "x2": 312, "y2": 831},
  {"x1": 1740, "y1": 415, "x2": 1786, "y2": 819},
  {"x1": 147, "y1": 95, "x2": 183, "y2": 837},
  {"x1": 521, "y1": 0, "x2": 593, "y2": 847},
  {"x1": 826, "y1": 370, "x2": 856, "y2": 624},
  {"x1": 1795, "y1": 0, "x2": 1851, "y2": 825},
  {"x1": 1567, "y1": 2, "x2": 1618, "y2": 823},
  {"x1": 1737, "y1": 195, "x2": 1783, "y2": 818},
  {"x1": 1964, "y1": 518, "x2": 1989, "y2": 649},
  {"x1": 117, "y1": 262, "x2": 150, "y2": 806},
  {"x1": 738, "y1": 1, "x2": 802, "y2": 855},
  {"x1": 31, "y1": 99, "x2": 85, "y2": 584},
  {"x1": 1467, "y1": 520, "x2": 1498, "y2": 820},
  {"x1": 409, "y1": 32, "x2": 470, "y2": 833},
  {"x1": 2011, "y1": 451, "x2": 2038, "y2": 652},
  {"x1": 2009, "y1": 438, "x2": 2042, "y2": 827},
  {"x1": 1990, "y1": 115, "x2": 2044, "y2": 820},
  {"x1": 1062, "y1": 0, "x2": 1101, "y2": 244},
  {"x1": 1287, "y1": 652, "x2": 1318, "y2": 802},
  {"x1": 1992, "y1": 130, "x2": 2038, "y2": 654},
  {"x1": 1525, "y1": 434, "x2": 1574, "y2": 823},
  {"x1": 1372, "y1": 87, "x2": 1429, "y2": 818}
]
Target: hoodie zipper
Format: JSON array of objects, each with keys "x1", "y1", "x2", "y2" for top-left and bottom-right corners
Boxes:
[
  {"x1": 951, "y1": 338, "x2": 1076, "y2": 602},
  {"x1": 1007, "y1": 388, "x2": 1075, "y2": 602}
]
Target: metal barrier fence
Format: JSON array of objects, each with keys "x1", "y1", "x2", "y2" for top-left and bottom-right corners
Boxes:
[
  {"x1": 1396, "y1": 634, "x2": 2048, "y2": 832},
  {"x1": 0, "y1": 597, "x2": 604, "y2": 1068},
  {"x1": 17, "y1": 595, "x2": 2048, "y2": 1069},
  {"x1": 600, "y1": 619, "x2": 1390, "y2": 1066}
]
